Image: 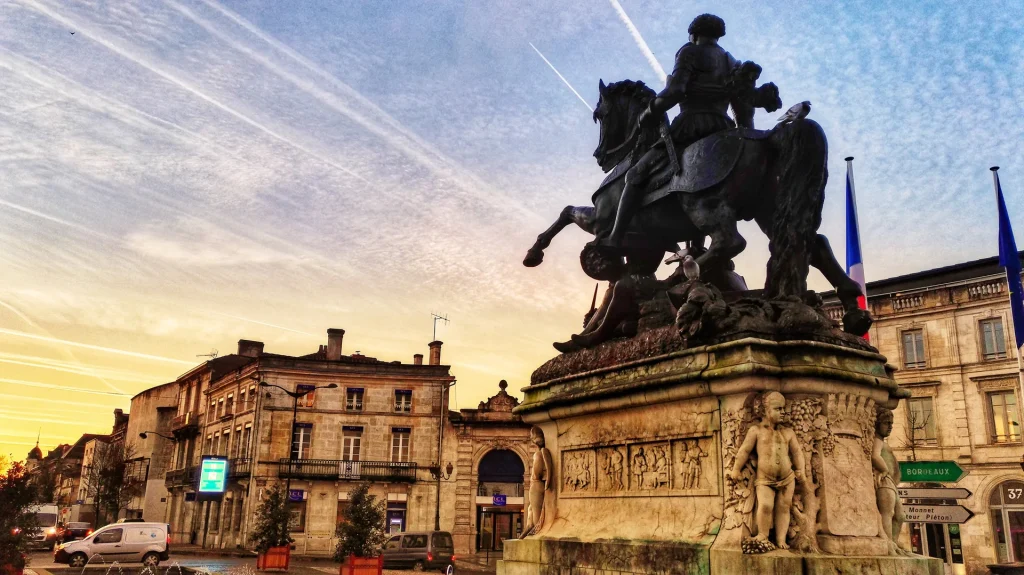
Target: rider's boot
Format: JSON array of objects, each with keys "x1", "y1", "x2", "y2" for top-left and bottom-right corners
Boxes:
[{"x1": 602, "y1": 176, "x2": 645, "y2": 247}]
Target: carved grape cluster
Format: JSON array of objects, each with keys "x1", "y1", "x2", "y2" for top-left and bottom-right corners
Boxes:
[{"x1": 742, "y1": 537, "x2": 776, "y2": 554}]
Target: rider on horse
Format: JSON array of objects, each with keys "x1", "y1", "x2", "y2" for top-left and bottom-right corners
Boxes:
[{"x1": 605, "y1": 13, "x2": 780, "y2": 248}]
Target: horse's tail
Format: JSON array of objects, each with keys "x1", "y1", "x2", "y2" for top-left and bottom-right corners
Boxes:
[{"x1": 764, "y1": 119, "x2": 828, "y2": 299}]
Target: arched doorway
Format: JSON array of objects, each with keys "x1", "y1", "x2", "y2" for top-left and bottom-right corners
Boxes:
[
  {"x1": 990, "y1": 480, "x2": 1024, "y2": 563},
  {"x1": 475, "y1": 450, "x2": 525, "y2": 552}
]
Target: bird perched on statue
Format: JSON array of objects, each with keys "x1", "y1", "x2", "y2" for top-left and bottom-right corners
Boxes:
[
  {"x1": 682, "y1": 255, "x2": 700, "y2": 281},
  {"x1": 777, "y1": 101, "x2": 811, "y2": 124}
]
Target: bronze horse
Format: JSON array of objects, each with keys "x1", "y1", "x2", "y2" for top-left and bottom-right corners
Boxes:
[{"x1": 524, "y1": 79, "x2": 870, "y2": 336}]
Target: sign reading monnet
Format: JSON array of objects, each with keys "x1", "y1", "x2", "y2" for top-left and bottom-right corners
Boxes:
[
  {"x1": 903, "y1": 504, "x2": 975, "y2": 524},
  {"x1": 198, "y1": 456, "x2": 228, "y2": 495},
  {"x1": 898, "y1": 461, "x2": 968, "y2": 483}
]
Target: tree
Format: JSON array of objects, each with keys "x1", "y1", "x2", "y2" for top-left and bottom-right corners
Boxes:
[
  {"x1": 0, "y1": 458, "x2": 40, "y2": 570},
  {"x1": 333, "y1": 482, "x2": 386, "y2": 561},
  {"x1": 80, "y1": 441, "x2": 146, "y2": 525},
  {"x1": 900, "y1": 405, "x2": 933, "y2": 463},
  {"x1": 249, "y1": 483, "x2": 293, "y2": 554}
]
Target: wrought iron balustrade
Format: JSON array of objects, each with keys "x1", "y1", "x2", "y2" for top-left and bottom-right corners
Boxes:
[
  {"x1": 276, "y1": 459, "x2": 417, "y2": 482},
  {"x1": 229, "y1": 458, "x2": 252, "y2": 478}
]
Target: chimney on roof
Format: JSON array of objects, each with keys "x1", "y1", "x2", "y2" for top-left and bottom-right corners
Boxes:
[
  {"x1": 326, "y1": 328, "x2": 345, "y2": 361},
  {"x1": 238, "y1": 339, "x2": 264, "y2": 358},
  {"x1": 428, "y1": 341, "x2": 443, "y2": 366},
  {"x1": 413, "y1": 353, "x2": 423, "y2": 366}
]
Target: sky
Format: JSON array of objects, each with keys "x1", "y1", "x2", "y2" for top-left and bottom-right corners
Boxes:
[{"x1": 1, "y1": 0, "x2": 1022, "y2": 460}]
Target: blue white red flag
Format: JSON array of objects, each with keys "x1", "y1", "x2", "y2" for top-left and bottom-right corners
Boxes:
[
  {"x1": 994, "y1": 168, "x2": 1024, "y2": 355},
  {"x1": 845, "y1": 158, "x2": 868, "y2": 335}
]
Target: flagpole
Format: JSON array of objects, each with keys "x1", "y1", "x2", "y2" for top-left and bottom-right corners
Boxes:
[
  {"x1": 992, "y1": 166, "x2": 1024, "y2": 427},
  {"x1": 845, "y1": 156, "x2": 869, "y2": 339}
]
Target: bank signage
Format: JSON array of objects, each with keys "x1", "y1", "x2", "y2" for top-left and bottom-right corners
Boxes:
[
  {"x1": 898, "y1": 461, "x2": 968, "y2": 483},
  {"x1": 492, "y1": 494, "x2": 506, "y2": 506}
]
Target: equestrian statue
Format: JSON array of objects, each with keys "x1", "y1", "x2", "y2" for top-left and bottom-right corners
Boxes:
[{"x1": 523, "y1": 14, "x2": 872, "y2": 352}]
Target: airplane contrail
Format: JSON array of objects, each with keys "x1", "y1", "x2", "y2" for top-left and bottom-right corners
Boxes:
[
  {"x1": 0, "y1": 377, "x2": 131, "y2": 397},
  {"x1": 528, "y1": 42, "x2": 593, "y2": 113},
  {"x1": 22, "y1": 0, "x2": 369, "y2": 185},
  {"x1": 170, "y1": 0, "x2": 542, "y2": 224},
  {"x1": 209, "y1": 311, "x2": 318, "y2": 337},
  {"x1": 608, "y1": 0, "x2": 668, "y2": 81},
  {"x1": 0, "y1": 328, "x2": 194, "y2": 366}
]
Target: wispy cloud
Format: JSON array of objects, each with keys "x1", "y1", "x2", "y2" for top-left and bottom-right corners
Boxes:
[{"x1": 0, "y1": 328, "x2": 194, "y2": 365}]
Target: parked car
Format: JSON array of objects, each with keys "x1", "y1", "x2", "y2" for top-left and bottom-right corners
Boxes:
[
  {"x1": 58, "y1": 522, "x2": 93, "y2": 544},
  {"x1": 381, "y1": 531, "x2": 455, "y2": 572},
  {"x1": 115, "y1": 518, "x2": 146, "y2": 523},
  {"x1": 54, "y1": 522, "x2": 170, "y2": 568}
]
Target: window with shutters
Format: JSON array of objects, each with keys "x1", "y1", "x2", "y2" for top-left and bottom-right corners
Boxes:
[
  {"x1": 902, "y1": 329, "x2": 926, "y2": 369},
  {"x1": 392, "y1": 429, "x2": 411, "y2": 462},
  {"x1": 981, "y1": 318, "x2": 1008, "y2": 361},
  {"x1": 395, "y1": 390, "x2": 412, "y2": 413}
]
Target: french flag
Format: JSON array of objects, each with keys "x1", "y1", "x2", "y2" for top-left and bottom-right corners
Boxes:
[{"x1": 845, "y1": 157, "x2": 868, "y2": 337}]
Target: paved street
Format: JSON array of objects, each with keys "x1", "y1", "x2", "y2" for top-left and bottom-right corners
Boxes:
[{"x1": 27, "y1": 551, "x2": 492, "y2": 575}]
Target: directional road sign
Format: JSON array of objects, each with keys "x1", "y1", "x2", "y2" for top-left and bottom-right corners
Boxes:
[
  {"x1": 899, "y1": 487, "x2": 972, "y2": 500},
  {"x1": 903, "y1": 504, "x2": 975, "y2": 524},
  {"x1": 899, "y1": 461, "x2": 968, "y2": 483}
]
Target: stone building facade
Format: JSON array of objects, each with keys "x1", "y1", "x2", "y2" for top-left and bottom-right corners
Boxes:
[
  {"x1": 824, "y1": 251, "x2": 1024, "y2": 575},
  {"x1": 162, "y1": 329, "x2": 454, "y2": 556},
  {"x1": 440, "y1": 381, "x2": 533, "y2": 555},
  {"x1": 125, "y1": 381, "x2": 178, "y2": 520}
]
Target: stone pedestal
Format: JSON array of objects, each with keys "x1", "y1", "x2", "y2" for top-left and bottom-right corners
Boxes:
[{"x1": 498, "y1": 334, "x2": 942, "y2": 575}]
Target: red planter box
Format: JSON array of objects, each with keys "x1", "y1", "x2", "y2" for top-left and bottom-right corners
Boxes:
[
  {"x1": 257, "y1": 545, "x2": 291, "y2": 571},
  {"x1": 342, "y1": 554, "x2": 382, "y2": 575}
]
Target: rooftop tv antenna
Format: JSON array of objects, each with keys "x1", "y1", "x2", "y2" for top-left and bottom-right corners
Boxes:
[
  {"x1": 431, "y1": 312, "x2": 449, "y2": 341},
  {"x1": 197, "y1": 349, "x2": 219, "y2": 359}
]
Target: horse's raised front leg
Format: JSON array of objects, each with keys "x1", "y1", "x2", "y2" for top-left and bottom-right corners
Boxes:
[
  {"x1": 524, "y1": 206, "x2": 596, "y2": 267},
  {"x1": 810, "y1": 234, "x2": 872, "y2": 335},
  {"x1": 682, "y1": 196, "x2": 746, "y2": 277}
]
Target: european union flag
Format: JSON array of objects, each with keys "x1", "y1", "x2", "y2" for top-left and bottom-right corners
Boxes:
[{"x1": 994, "y1": 168, "x2": 1024, "y2": 353}]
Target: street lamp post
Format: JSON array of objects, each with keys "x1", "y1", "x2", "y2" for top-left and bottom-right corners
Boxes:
[
  {"x1": 258, "y1": 381, "x2": 338, "y2": 496},
  {"x1": 138, "y1": 431, "x2": 175, "y2": 441},
  {"x1": 429, "y1": 462, "x2": 454, "y2": 531}
]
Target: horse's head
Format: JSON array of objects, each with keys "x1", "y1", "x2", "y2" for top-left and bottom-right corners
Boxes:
[{"x1": 593, "y1": 79, "x2": 657, "y2": 172}]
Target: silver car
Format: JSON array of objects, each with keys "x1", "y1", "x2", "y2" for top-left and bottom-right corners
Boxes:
[{"x1": 54, "y1": 522, "x2": 170, "y2": 568}]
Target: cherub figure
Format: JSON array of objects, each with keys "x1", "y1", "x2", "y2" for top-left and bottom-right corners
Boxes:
[
  {"x1": 522, "y1": 426, "x2": 553, "y2": 536},
  {"x1": 873, "y1": 408, "x2": 909, "y2": 555},
  {"x1": 726, "y1": 391, "x2": 806, "y2": 549}
]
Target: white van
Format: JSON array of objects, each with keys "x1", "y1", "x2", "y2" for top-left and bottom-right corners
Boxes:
[
  {"x1": 54, "y1": 522, "x2": 170, "y2": 568},
  {"x1": 26, "y1": 504, "x2": 60, "y2": 549}
]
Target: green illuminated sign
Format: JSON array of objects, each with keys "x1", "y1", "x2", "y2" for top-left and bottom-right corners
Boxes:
[
  {"x1": 898, "y1": 461, "x2": 968, "y2": 483},
  {"x1": 198, "y1": 457, "x2": 228, "y2": 494}
]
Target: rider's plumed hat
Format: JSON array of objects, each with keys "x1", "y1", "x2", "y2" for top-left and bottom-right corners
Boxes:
[{"x1": 688, "y1": 14, "x2": 726, "y2": 39}]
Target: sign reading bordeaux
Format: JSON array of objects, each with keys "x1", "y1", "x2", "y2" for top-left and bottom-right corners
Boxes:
[{"x1": 898, "y1": 461, "x2": 968, "y2": 483}]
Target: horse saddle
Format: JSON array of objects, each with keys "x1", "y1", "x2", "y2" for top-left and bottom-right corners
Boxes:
[{"x1": 595, "y1": 127, "x2": 774, "y2": 207}]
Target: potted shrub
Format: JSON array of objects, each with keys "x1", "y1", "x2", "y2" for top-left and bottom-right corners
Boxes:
[
  {"x1": 333, "y1": 482, "x2": 386, "y2": 575},
  {"x1": 250, "y1": 484, "x2": 294, "y2": 571}
]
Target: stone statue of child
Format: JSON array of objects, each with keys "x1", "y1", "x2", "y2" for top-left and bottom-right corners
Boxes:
[
  {"x1": 726, "y1": 391, "x2": 807, "y2": 549},
  {"x1": 522, "y1": 426, "x2": 554, "y2": 536},
  {"x1": 872, "y1": 408, "x2": 909, "y2": 555}
]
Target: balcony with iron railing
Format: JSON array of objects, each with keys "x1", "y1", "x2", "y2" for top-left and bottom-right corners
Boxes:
[
  {"x1": 276, "y1": 459, "x2": 417, "y2": 482},
  {"x1": 170, "y1": 412, "x2": 201, "y2": 439},
  {"x1": 164, "y1": 465, "x2": 197, "y2": 487},
  {"x1": 229, "y1": 458, "x2": 252, "y2": 478},
  {"x1": 477, "y1": 481, "x2": 524, "y2": 497}
]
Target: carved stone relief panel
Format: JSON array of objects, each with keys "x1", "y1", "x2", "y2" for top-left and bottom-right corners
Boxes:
[{"x1": 560, "y1": 435, "x2": 718, "y2": 498}]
